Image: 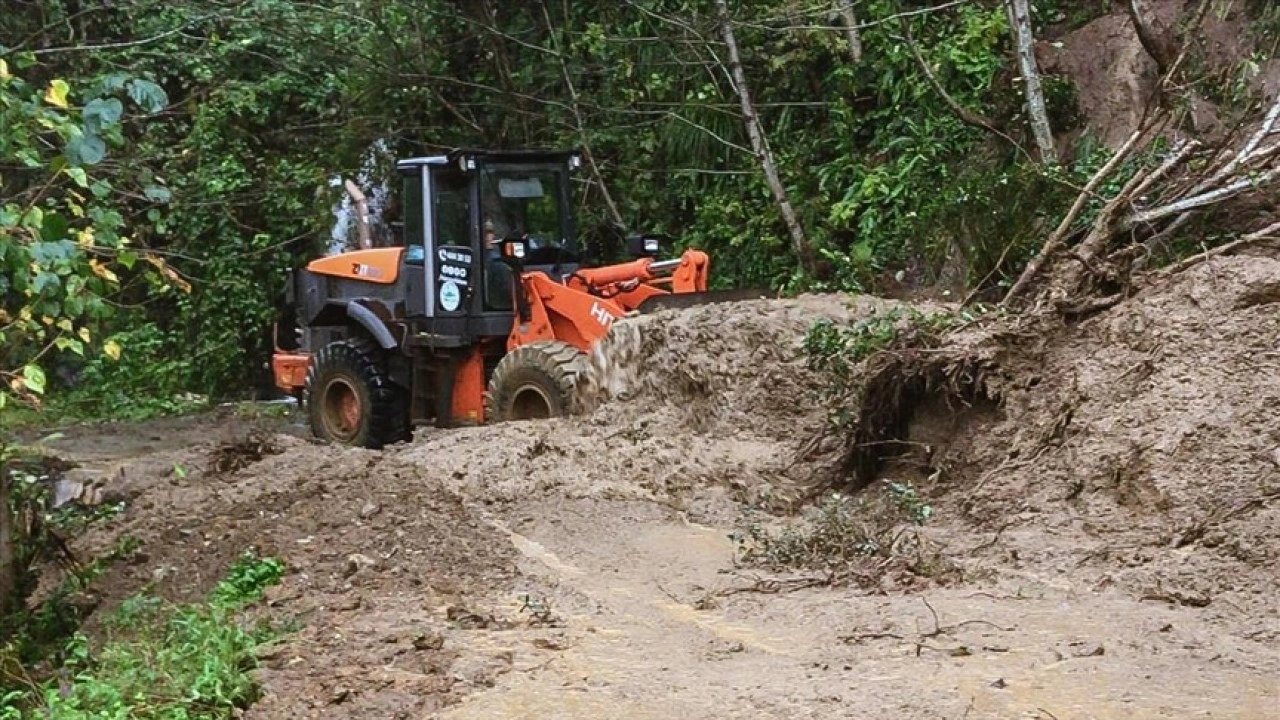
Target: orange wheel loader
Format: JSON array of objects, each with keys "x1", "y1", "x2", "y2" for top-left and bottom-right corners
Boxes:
[{"x1": 271, "y1": 149, "x2": 757, "y2": 448}]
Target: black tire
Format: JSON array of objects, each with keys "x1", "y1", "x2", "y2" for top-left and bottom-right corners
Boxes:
[
  {"x1": 485, "y1": 340, "x2": 585, "y2": 422},
  {"x1": 303, "y1": 337, "x2": 409, "y2": 448}
]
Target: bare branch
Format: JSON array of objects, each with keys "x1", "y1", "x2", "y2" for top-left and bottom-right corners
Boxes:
[
  {"x1": 27, "y1": 13, "x2": 222, "y2": 56},
  {"x1": 740, "y1": 1, "x2": 974, "y2": 33},
  {"x1": 899, "y1": 22, "x2": 1022, "y2": 153},
  {"x1": 1130, "y1": 165, "x2": 1280, "y2": 226},
  {"x1": 539, "y1": 0, "x2": 625, "y2": 228},
  {"x1": 1162, "y1": 219, "x2": 1280, "y2": 275}
]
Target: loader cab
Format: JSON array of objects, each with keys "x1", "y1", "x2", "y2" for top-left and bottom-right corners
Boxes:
[{"x1": 395, "y1": 149, "x2": 583, "y2": 334}]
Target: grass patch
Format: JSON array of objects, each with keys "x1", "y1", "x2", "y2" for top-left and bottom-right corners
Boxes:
[
  {"x1": 0, "y1": 393, "x2": 210, "y2": 435},
  {"x1": 1, "y1": 551, "x2": 286, "y2": 719}
]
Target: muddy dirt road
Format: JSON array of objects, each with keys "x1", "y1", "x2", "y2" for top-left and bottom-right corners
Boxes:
[{"x1": 35, "y1": 286, "x2": 1280, "y2": 718}]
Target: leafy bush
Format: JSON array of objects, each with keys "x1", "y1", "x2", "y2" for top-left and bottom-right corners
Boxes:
[
  {"x1": 209, "y1": 552, "x2": 285, "y2": 610},
  {"x1": 60, "y1": 324, "x2": 207, "y2": 421},
  {"x1": 732, "y1": 482, "x2": 934, "y2": 571},
  {"x1": 0, "y1": 551, "x2": 285, "y2": 719},
  {"x1": 35, "y1": 604, "x2": 269, "y2": 719}
]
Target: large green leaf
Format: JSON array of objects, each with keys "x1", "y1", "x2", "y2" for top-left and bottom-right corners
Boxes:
[
  {"x1": 33, "y1": 272, "x2": 62, "y2": 295},
  {"x1": 22, "y1": 364, "x2": 46, "y2": 395},
  {"x1": 144, "y1": 185, "x2": 173, "y2": 203},
  {"x1": 127, "y1": 78, "x2": 168, "y2": 113},
  {"x1": 66, "y1": 132, "x2": 107, "y2": 166},
  {"x1": 83, "y1": 97, "x2": 124, "y2": 133},
  {"x1": 30, "y1": 240, "x2": 76, "y2": 265}
]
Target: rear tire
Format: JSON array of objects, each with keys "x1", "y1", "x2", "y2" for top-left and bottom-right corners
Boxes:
[
  {"x1": 485, "y1": 340, "x2": 585, "y2": 422},
  {"x1": 304, "y1": 337, "x2": 409, "y2": 448}
]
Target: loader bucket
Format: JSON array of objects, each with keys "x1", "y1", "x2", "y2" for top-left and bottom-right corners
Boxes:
[{"x1": 633, "y1": 288, "x2": 770, "y2": 314}]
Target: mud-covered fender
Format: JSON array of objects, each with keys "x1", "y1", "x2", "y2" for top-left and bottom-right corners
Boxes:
[{"x1": 344, "y1": 301, "x2": 398, "y2": 350}]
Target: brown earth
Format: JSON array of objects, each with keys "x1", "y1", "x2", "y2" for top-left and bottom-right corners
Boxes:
[
  {"x1": 1038, "y1": 0, "x2": 1268, "y2": 151},
  {"x1": 25, "y1": 276, "x2": 1280, "y2": 718}
]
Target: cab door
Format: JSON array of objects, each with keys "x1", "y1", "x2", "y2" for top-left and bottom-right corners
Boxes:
[{"x1": 429, "y1": 169, "x2": 476, "y2": 319}]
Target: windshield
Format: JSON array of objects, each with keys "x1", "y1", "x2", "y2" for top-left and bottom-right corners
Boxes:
[{"x1": 480, "y1": 166, "x2": 579, "y2": 265}]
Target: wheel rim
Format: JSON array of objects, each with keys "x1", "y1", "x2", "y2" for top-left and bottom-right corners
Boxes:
[
  {"x1": 510, "y1": 385, "x2": 554, "y2": 420},
  {"x1": 321, "y1": 377, "x2": 362, "y2": 441}
]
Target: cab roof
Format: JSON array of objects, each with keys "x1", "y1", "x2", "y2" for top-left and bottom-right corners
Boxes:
[{"x1": 396, "y1": 148, "x2": 580, "y2": 172}]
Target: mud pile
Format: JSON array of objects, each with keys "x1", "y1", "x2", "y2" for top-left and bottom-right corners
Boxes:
[
  {"x1": 395, "y1": 294, "x2": 901, "y2": 508},
  {"x1": 581, "y1": 294, "x2": 897, "y2": 436},
  {"x1": 70, "y1": 434, "x2": 516, "y2": 718},
  {"x1": 37, "y1": 264, "x2": 1280, "y2": 715},
  {"x1": 897, "y1": 257, "x2": 1280, "y2": 620}
]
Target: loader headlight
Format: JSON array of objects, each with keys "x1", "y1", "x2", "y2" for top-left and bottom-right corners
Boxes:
[{"x1": 626, "y1": 233, "x2": 666, "y2": 258}]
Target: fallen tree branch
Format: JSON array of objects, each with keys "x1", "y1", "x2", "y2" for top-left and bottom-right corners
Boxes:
[
  {"x1": 1161, "y1": 219, "x2": 1280, "y2": 275},
  {"x1": 838, "y1": 595, "x2": 1014, "y2": 651},
  {"x1": 1130, "y1": 165, "x2": 1280, "y2": 226},
  {"x1": 1002, "y1": 129, "x2": 1146, "y2": 305},
  {"x1": 1213, "y1": 94, "x2": 1280, "y2": 184},
  {"x1": 1128, "y1": 139, "x2": 1199, "y2": 201},
  {"x1": 1154, "y1": 93, "x2": 1280, "y2": 239}
]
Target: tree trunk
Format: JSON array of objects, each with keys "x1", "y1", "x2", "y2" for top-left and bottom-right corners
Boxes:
[
  {"x1": 834, "y1": 0, "x2": 862, "y2": 66},
  {"x1": 344, "y1": 180, "x2": 372, "y2": 250},
  {"x1": 1006, "y1": 0, "x2": 1057, "y2": 164},
  {"x1": 714, "y1": 0, "x2": 816, "y2": 273},
  {"x1": 0, "y1": 458, "x2": 15, "y2": 623}
]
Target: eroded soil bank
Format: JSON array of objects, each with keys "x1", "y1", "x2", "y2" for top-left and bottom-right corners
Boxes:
[{"x1": 29, "y1": 275, "x2": 1280, "y2": 718}]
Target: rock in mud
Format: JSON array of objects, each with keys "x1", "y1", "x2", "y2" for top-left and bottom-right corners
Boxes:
[{"x1": 344, "y1": 553, "x2": 379, "y2": 577}]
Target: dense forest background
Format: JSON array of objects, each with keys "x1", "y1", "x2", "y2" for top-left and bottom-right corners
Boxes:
[{"x1": 2, "y1": 0, "x2": 1278, "y2": 416}]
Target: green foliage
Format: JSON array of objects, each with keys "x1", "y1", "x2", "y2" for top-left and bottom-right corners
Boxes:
[
  {"x1": 1, "y1": 553, "x2": 284, "y2": 719},
  {"x1": 802, "y1": 306, "x2": 977, "y2": 435},
  {"x1": 4, "y1": 535, "x2": 138, "y2": 667},
  {"x1": 59, "y1": 324, "x2": 208, "y2": 421},
  {"x1": 33, "y1": 604, "x2": 268, "y2": 719},
  {"x1": 804, "y1": 307, "x2": 967, "y2": 374},
  {"x1": 0, "y1": 56, "x2": 182, "y2": 411},
  {"x1": 209, "y1": 551, "x2": 284, "y2": 610},
  {"x1": 3, "y1": 0, "x2": 1267, "y2": 411}
]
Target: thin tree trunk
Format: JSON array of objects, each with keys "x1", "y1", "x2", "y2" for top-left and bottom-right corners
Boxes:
[
  {"x1": 0, "y1": 457, "x2": 15, "y2": 622},
  {"x1": 538, "y1": 0, "x2": 625, "y2": 229},
  {"x1": 1006, "y1": 0, "x2": 1057, "y2": 164},
  {"x1": 834, "y1": 0, "x2": 862, "y2": 66},
  {"x1": 714, "y1": 0, "x2": 816, "y2": 273},
  {"x1": 344, "y1": 180, "x2": 372, "y2": 249}
]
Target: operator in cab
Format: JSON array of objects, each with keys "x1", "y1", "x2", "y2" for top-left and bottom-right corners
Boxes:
[{"x1": 483, "y1": 217, "x2": 514, "y2": 310}]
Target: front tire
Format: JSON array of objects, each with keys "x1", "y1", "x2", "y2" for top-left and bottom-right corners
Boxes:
[
  {"x1": 304, "y1": 338, "x2": 409, "y2": 448},
  {"x1": 485, "y1": 341, "x2": 585, "y2": 422}
]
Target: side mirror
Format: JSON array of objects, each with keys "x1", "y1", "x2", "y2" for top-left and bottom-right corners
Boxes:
[
  {"x1": 626, "y1": 233, "x2": 665, "y2": 258},
  {"x1": 500, "y1": 237, "x2": 527, "y2": 260}
]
